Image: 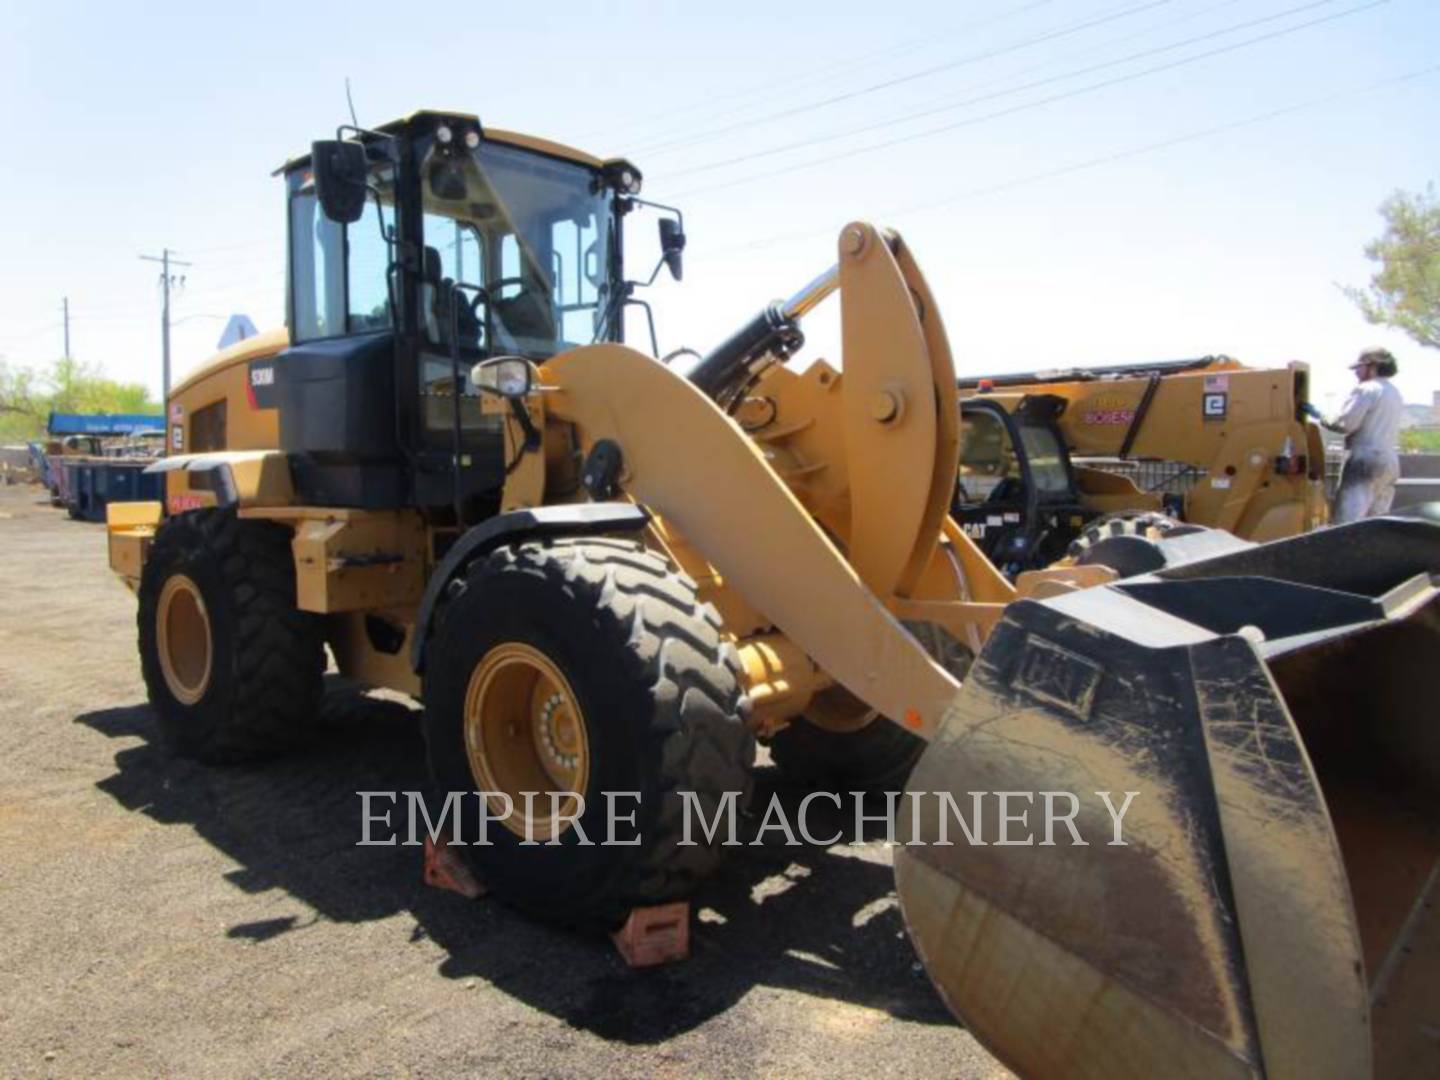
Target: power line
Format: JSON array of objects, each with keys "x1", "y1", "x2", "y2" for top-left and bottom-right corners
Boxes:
[
  {"x1": 179, "y1": 238, "x2": 278, "y2": 257},
  {"x1": 22, "y1": 4, "x2": 1216, "y2": 278},
  {"x1": 0, "y1": 322, "x2": 62, "y2": 349},
  {"x1": 578, "y1": 0, "x2": 1059, "y2": 147},
  {"x1": 664, "y1": 0, "x2": 1335, "y2": 180},
  {"x1": 68, "y1": 310, "x2": 166, "y2": 325},
  {"x1": 633, "y1": 0, "x2": 1178, "y2": 157},
  {"x1": 172, "y1": 275, "x2": 283, "y2": 302},
  {"x1": 54, "y1": 277, "x2": 282, "y2": 330},
  {"x1": 669, "y1": 0, "x2": 1386, "y2": 199},
  {"x1": 171, "y1": 313, "x2": 234, "y2": 326},
  {"x1": 702, "y1": 62, "x2": 1439, "y2": 260}
]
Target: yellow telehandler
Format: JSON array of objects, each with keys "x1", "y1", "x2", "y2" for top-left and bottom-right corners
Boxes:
[
  {"x1": 104, "y1": 110, "x2": 1439, "y2": 1078},
  {"x1": 952, "y1": 357, "x2": 1330, "y2": 577}
]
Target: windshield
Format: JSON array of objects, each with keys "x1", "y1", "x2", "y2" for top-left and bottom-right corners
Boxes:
[{"x1": 418, "y1": 138, "x2": 614, "y2": 360}]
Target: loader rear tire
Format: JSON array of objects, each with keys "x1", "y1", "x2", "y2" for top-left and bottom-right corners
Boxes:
[
  {"x1": 422, "y1": 538, "x2": 754, "y2": 928},
  {"x1": 138, "y1": 510, "x2": 324, "y2": 763}
]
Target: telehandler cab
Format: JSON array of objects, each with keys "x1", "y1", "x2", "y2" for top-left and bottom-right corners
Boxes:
[{"x1": 104, "y1": 110, "x2": 1440, "y2": 1079}]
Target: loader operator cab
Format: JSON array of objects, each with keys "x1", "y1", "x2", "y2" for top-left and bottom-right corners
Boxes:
[
  {"x1": 952, "y1": 394, "x2": 1090, "y2": 576},
  {"x1": 275, "y1": 110, "x2": 681, "y2": 522}
]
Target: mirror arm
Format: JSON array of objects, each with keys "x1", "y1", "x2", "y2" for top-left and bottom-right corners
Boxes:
[
  {"x1": 336, "y1": 124, "x2": 397, "y2": 155},
  {"x1": 642, "y1": 253, "x2": 668, "y2": 288},
  {"x1": 627, "y1": 195, "x2": 684, "y2": 229},
  {"x1": 624, "y1": 296, "x2": 661, "y2": 357},
  {"x1": 508, "y1": 396, "x2": 542, "y2": 452}
]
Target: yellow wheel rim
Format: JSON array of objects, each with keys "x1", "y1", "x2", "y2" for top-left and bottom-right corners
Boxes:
[
  {"x1": 156, "y1": 574, "x2": 213, "y2": 706},
  {"x1": 463, "y1": 642, "x2": 591, "y2": 841}
]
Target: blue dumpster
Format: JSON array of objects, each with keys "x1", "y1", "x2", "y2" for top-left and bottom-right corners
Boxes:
[{"x1": 60, "y1": 459, "x2": 164, "y2": 523}]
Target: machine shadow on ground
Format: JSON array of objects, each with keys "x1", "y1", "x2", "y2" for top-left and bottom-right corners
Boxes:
[{"x1": 77, "y1": 680, "x2": 952, "y2": 1044}]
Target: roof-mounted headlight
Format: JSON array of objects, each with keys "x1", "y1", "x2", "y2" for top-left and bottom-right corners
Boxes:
[{"x1": 436, "y1": 125, "x2": 453, "y2": 145}]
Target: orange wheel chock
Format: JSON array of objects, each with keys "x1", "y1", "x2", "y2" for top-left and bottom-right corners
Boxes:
[
  {"x1": 422, "y1": 835, "x2": 486, "y2": 900},
  {"x1": 610, "y1": 901, "x2": 690, "y2": 968}
]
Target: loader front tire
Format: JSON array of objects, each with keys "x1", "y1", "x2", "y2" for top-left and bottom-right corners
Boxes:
[
  {"x1": 422, "y1": 538, "x2": 754, "y2": 928},
  {"x1": 768, "y1": 620, "x2": 968, "y2": 793},
  {"x1": 138, "y1": 510, "x2": 324, "y2": 763},
  {"x1": 767, "y1": 713, "x2": 925, "y2": 794}
]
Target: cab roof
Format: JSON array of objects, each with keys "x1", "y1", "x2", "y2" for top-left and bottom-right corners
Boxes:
[{"x1": 277, "y1": 109, "x2": 629, "y2": 176}]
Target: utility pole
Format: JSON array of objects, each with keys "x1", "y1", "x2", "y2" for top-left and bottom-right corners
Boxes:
[
  {"x1": 139, "y1": 248, "x2": 192, "y2": 404},
  {"x1": 61, "y1": 296, "x2": 70, "y2": 359}
]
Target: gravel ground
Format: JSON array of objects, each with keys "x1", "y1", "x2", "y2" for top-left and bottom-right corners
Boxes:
[{"x1": 0, "y1": 485, "x2": 1008, "y2": 1079}]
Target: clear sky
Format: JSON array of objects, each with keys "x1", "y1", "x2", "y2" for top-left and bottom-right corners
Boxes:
[{"x1": 2, "y1": 0, "x2": 1436, "y2": 413}]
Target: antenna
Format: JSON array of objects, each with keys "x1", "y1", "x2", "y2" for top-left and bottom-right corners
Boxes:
[{"x1": 345, "y1": 77, "x2": 360, "y2": 128}]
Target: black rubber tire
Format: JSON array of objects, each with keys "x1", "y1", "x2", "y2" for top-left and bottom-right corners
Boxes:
[
  {"x1": 767, "y1": 713, "x2": 925, "y2": 794},
  {"x1": 767, "y1": 619, "x2": 969, "y2": 793},
  {"x1": 422, "y1": 538, "x2": 754, "y2": 928},
  {"x1": 138, "y1": 510, "x2": 325, "y2": 763},
  {"x1": 1066, "y1": 510, "x2": 1185, "y2": 560},
  {"x1": 1068, "y1": 511, "x2": 1211, "y2": 577}
]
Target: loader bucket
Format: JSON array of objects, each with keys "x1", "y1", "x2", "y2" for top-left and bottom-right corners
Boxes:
[{"x1": 895, "y1": 518, "x2": 1440, "y2": 1080}]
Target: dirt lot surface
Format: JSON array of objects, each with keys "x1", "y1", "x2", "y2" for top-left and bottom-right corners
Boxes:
[{"x1": 0, "y1": 485, "x2": 1007, "y2": 1079}]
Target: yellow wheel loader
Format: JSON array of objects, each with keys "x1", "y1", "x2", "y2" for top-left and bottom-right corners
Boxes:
[
  {"x1": 104, "y1": 110, "x2": 1440, "y2": 1078},
  {"x1": 953, "y1": 357, "x2": 1329, "y2": 577}
]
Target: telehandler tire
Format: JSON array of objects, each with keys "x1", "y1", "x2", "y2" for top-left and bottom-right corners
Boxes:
[
  {"x1": 1067, "y1": 510, "x2": 1207, "y2": 576},
  {"x1": 422, "y1": 538, "x2": 754, "y2": 928},
  {"x1": 1067, "y1": 509, "x2": 1184, "y2": 555},
  {"x1": 138, "y1": 510, "x2": 325, "y2": 763}
]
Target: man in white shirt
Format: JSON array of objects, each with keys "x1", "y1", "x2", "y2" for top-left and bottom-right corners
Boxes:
[{"x1": 1322, "y1": 349, "x2": 1404, "y2": 524}]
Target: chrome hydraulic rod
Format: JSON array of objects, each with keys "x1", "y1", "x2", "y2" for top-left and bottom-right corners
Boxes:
[{"x1": 688, "y1": 263, "x2": 839, "y2": 400}]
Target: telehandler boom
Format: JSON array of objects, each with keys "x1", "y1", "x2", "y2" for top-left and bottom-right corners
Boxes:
[{"x1": 104, "y1": 109, "x2": 1439, "y2": 1079}]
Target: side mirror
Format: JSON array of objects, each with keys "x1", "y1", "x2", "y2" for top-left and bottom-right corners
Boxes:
[
  {"x1": 311, "y1": 140, "x2": 368, "y2": 225},
  {"x1": 471, "y1": 357, "x2": 534, "y2": 399},
  {"x1": 659, "y1": 217, "x2": 686, "y2": 282}
]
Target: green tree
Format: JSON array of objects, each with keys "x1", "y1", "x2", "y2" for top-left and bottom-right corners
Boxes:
[
  {"x1": 46, "y1": 355, "x2": 102, "y2": 413},
  {"x1": 0, "y1": 357, "x2": 159, "y2": 442},
  {"x1": 1344, "y1": 184, "x2": 1440, "y2": 350},
  {"x1": 0, "y1": 359, "x2": 44, "y2": 440}
]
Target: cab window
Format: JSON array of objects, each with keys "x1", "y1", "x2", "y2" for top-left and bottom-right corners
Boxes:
[
  {"x1": 1016, "y1": 422, "x2": 1071, "y2": 497},
  {"x1": 957, "y1": 411, "x2": 1018, "y2": 504},
  {"x1": 287, "y1": 163, "x2": 396, "y2": 342}
]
